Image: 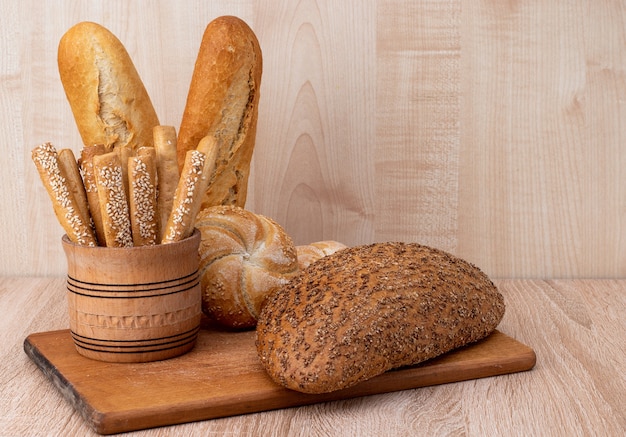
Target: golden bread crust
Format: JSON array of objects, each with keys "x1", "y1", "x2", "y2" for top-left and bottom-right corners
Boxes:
[
  {"x1": 58, "y1": 22, "x2": 159, "y2": 152},
  {"x1": 177, "y1": 16, "x2": 262, "y2": 209},
  {"x1": 196, "y1": 205, "x2": 298, "y2": 328}
]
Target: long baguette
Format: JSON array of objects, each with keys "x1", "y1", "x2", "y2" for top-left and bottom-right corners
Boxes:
[
  {"x1": 177, "y1": 16, "x2": 262, "y2": 209},
  {"x1": 58, "y1": 21, "x2": 159, "y2": 153},
  {"x1": 31, "y1": 143, "x2": 97, "y2": 246}
]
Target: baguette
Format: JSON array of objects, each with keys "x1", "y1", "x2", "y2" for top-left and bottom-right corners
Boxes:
[
  {"x1": 58, "y1": 21, "x2": 159, "y2": 153},
  {"x1": 177, "y1": 16, "x2": 262, "y2": 209},
  {"x1": 31, "y1": 143, "x2": 97, "y2": 246},
  {"x1": 256, "y1": 242, "x2": 505, "y2": 394}
]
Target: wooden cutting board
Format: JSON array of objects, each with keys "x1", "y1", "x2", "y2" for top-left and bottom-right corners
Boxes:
[{"x1": 24, "y1": 323, "x2": 536, "y2": 435}]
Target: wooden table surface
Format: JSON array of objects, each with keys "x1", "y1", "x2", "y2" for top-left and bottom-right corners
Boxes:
[{"x1": 1, "y1": 277, "x2": 624, "y2": 436}]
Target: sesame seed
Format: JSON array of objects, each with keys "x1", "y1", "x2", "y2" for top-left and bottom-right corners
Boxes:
[
  {"x1": 163, "y1": 150, "x2": 205, "y2": 242},
  {"x1": 98, "y1": 163, "x2": 133, "y2": 247},
  {"x1": 32, "y1": 143, "x2": 95, "y2": 246},
  {"x1": 130, "y1": 157, "x2": 157, "y2": 244}
]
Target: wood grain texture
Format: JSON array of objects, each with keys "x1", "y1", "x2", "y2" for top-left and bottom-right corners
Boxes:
[
  {"x1": 23, "y1": 329, "x2": 533, "y2": 434},
  {"x1": 458, "y1": 1, "x2": 626, "y2": 278},
  {"x1": 1, "y1": 277, "x2": 624, "y2": 435},
  {"x1": 1, "y1": 0, "x2": 624, "y2": 278}
]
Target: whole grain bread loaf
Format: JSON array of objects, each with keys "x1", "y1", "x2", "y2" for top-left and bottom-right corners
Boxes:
[{"x1": 256, "y1": 242, "x2": 505, "y2": 394}]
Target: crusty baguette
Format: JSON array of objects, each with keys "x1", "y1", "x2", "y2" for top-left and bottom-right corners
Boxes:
[
  {"x1": 177, "y1": 16, "x2": 262, "y2": 209},
  {"x1": 58, "y1": 21, "x2": 159, "y2": 153},
  {"x1": 153, "y1": 126, "x2": 180, "y2": 240},
  {"x1": 256, "y1": 242, "x2": 505, "y2": 394},
  {"x1": 128, "y1": 147, "x2": 158, "y2": 245},
  {"x1": 31, "y1": 143, "x2": 97, "y2": 246},
  {"x1": 93, "y1": 151, "x2": 133, "y2": 247}
]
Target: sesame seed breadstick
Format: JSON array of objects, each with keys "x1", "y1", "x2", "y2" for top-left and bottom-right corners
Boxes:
[
  {"x1": 115, "y1": 146, "x2": 132, "y2": 202},
  {"x1": 161, "y1": 148, "x2": 213, "y2": 244},
  {"x1": 57, "y1": 148, "x2": 92, "y2": 235},
  {"x1": 128, "y1": 147, "x2": 158, "y2": 246},
  {"x1": 195, "y1": 133, "x2": 219, "y2": 201},
  {"x1": 153, "y1": 125, "x2": 180, "y2": 240},
  {"x1": 79, "y1": 144, "x2": 108, "y2": 245},
  {"x1": 196, "y1": 134, "x2": 219, "y2": 174},
  {"x1": 93, "y1": 151, "x2": 133, "y2": 247},
  {"x1": 31, "y1": 143, "x2": 97, "y2": 246}
]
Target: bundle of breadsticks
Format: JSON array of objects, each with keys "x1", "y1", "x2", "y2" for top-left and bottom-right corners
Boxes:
[
  {"x1": 32, "y1": 18, "x2": 262, "y2": 248},
  {"x1": 32, "y1": 130, "x2": 217, "y2": 247}
]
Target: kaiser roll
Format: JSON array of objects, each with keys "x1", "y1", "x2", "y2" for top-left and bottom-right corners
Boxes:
[{"x1": 196, "y1": 205, "x2": 299, "y2": 328}]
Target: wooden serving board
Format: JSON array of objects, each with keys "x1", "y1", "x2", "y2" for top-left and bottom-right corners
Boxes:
[{"x1": 24, "y1": 323, "x2": 536, "y2": 435}]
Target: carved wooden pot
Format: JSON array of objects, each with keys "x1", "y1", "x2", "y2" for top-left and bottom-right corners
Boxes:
[{"x1": 61, "y1": 229, "x2": 201, "y2": 363}]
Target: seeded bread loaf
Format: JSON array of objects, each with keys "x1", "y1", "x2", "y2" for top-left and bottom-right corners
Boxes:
[
  {"x1": 256, "y1": 242, "x2": 505, "y2": 394},
  {"x1": 196, "y1": 205, "x2": 299, "y2": 328},
  {"x1": 177, "y1": 16, "x2": 262, "y2": 209},
  {"x1": 58, "y1": 22, "x2": 159, "y2": 153}
]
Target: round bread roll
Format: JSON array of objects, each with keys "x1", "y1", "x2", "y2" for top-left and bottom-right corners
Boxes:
[
  {"x1": 296, "y1": 240, "x2": 347, "y2": 269},
  {"x1": 196, "y1": 205, "x2": 299, "y2": 328},
  {"x1": 256, "y1": 241, "x2": 505, "y2": 394}
]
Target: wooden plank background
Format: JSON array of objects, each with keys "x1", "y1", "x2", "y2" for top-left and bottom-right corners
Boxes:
[{"x1": 1, "y1": 0, "x2": 624, "y2": 278}]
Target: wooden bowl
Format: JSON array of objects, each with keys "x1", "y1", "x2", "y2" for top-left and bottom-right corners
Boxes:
[{"x1": 61, "y1": 229, "x2": 202, "y2": 363}]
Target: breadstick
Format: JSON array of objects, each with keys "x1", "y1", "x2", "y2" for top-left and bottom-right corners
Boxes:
[
  {"x1": 93, "y1": 151, "x2": 133, "y2": 247},
  {"x1": 79, "y1": 144, "x2": 107, "y2": 245},
  {"x1": 115, "y1": 146, "x2": 131, "y2": 202},
  {"x1": 128, "y1": 147, "x2": 158, "y2": 246},
  {"x1": 153, "y1": 125, "x2": 179, "y2": 240},
  {"x1": 161, "y1": 148, "x2": 215, "y2": 244},
  {"x1": 57, "y1": 148, "x2": 92, "y2": 233},
  {"x1": 195, "y1": 133, "x2": 220, "y2": 205},
  {"x1": 31, "y1": 143, "x2": 97, "y2": 246}
]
